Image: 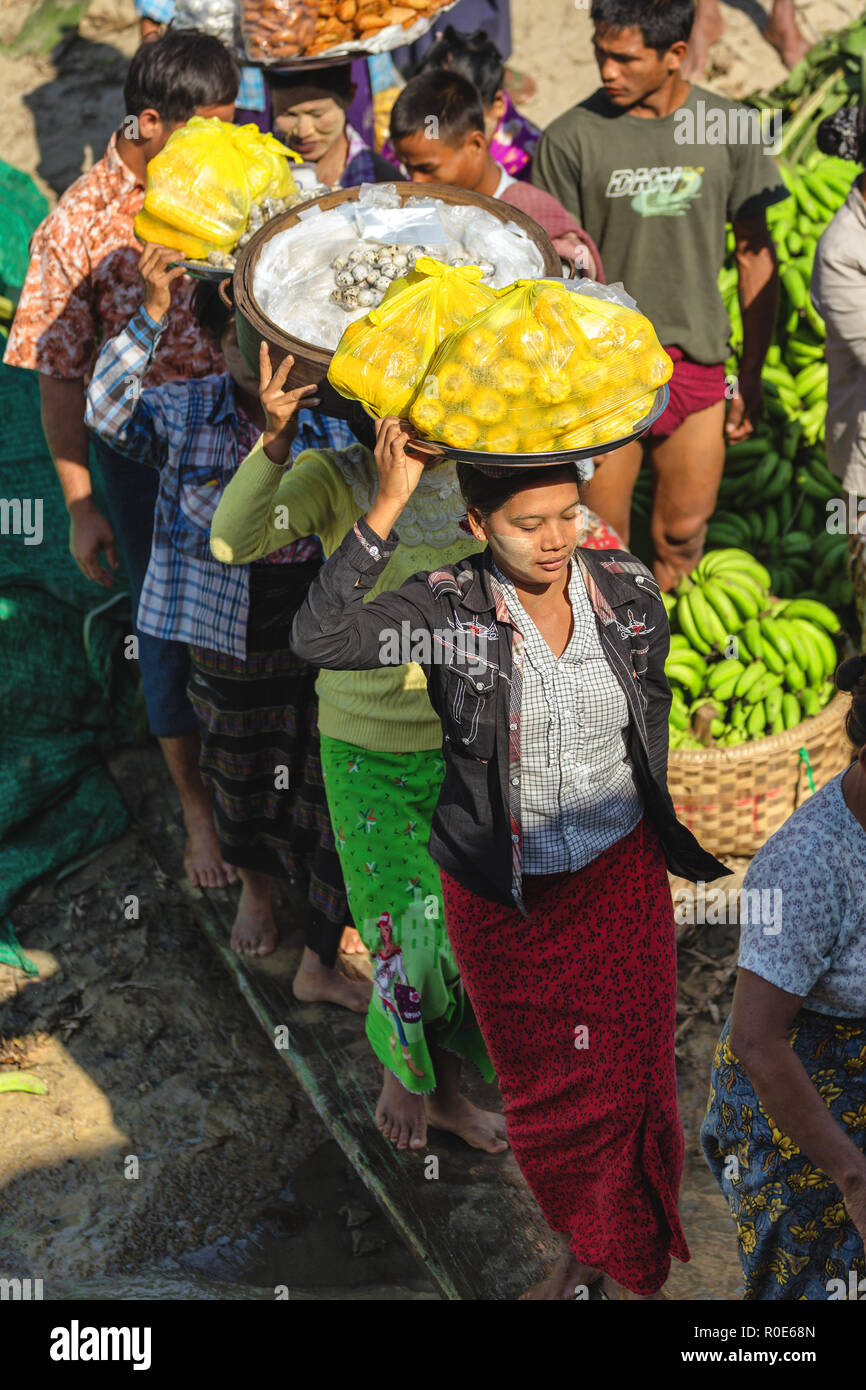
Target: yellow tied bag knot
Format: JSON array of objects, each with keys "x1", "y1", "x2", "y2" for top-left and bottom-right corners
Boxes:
[
  {"x1": 327, "y1": 257, "x2": 495, "y2": 420},
  {"x1": 230, "y1": 124, "x2": 300, "y2": 202},
  {"x1": 409, "y1": 278, "x2": 673, "y2": 455},
  {"x1": 134, "y1": 117, "x2": 299, "y2": 259}
]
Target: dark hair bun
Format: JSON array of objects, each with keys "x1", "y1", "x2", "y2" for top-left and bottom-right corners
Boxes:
[{"x1": 835, "y1": 654, "x2": 866, "y2": 692}]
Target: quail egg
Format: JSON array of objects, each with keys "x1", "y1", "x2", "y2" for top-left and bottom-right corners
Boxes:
[
  {"x1": 352, "y1": 263, "x2": 369, "y2": 282},
  {"x1": 332, "y1": 254, "x2": 349, "y2": 272},
  {"x1": 357, "y1": 287, "x2": 377, "y2": 306},
  {"x1": 374, "y1": 275, "x2": 391, "y2": 293},
  {"x1": 335, "y1": 269, "x2": 355, "y2": 288}
]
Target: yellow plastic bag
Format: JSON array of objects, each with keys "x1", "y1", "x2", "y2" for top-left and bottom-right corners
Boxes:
[
  {"x1": 230, "y1": 124, "x2": 300, "y2": 202},
  {"x1": 327, "y1": 258, "x2": 496, "y2": 420},
  {"x1": 134, "y1": 117, "x2": 298, "y2": 258},
  {"x1": 408, "y1": 278, "x2": 673, "y2": 454}
]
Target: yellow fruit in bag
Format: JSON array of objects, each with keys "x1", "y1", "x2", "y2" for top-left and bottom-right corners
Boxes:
[
  {"x1": 134, "y1": 117, "x2": 298, "y2": 258},
  {"x1": 328, "y1": 258, "x2": 496, "y2": 419},
  {"x1": 409, "y1": 278, "x2": 672, "y2": 455}
]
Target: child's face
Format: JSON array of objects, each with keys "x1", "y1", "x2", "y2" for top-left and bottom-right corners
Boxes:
[
  {"x1": 393, "y1": 128, "x2": 488, "y2": 190},
  {"x1": 272, "y1": 94, "x2": 346, "y2": 163}
]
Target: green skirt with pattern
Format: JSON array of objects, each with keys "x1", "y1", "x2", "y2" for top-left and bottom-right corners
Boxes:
[{"x1": 319, "y1": 735, "x2": 493, "y2": 1094}]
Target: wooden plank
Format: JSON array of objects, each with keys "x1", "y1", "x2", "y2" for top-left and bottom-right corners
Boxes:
[{"x1": 114, "y1": 748, "x2": 559, "y2": 1301}]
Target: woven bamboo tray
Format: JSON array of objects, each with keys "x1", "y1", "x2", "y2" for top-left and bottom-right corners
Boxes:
[{"x1": 668, "y1": 691, "x2": 853, "y2": 858}]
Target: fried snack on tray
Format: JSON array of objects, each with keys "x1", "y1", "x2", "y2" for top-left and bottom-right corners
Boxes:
[
  {"x1": 241, "y1": 0, "x2": 318, "y2": 61},
  {"x1": 239, "y1": 0, "x2": 452, "y2": 60}
]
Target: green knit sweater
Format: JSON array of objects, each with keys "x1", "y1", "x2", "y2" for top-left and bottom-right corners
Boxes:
[{"x1": 210, "y1": 438, "x2": 481, "y2": 753}]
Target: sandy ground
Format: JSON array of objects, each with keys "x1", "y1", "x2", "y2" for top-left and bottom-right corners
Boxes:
[
  {"x1": 514, "y1": 0, "x2": 864, "y2": 127},
  {"x1": 0, "y1": 0, "x2": 853, "y2": 1302}
]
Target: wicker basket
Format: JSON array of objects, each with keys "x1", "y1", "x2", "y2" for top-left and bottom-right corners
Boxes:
[
  {"x1": 231, "y1": 181, "x2": 561, "y2": 395},
  {"x1": 668, "y1": 692, "x2": 853, "y2": 858}
]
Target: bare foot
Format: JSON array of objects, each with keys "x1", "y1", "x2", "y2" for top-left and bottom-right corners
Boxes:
[
  {"x1": 683, "y1": 0, "x2": 724, "y2": 78},
  {"x1": 184, "y1": 820, "x2": 237, "y2": 889},
  {"x1": 292, "y1": 948, "x2": 371, "y2": 1012},
  {"x1": 601, "y1": 1275, "x2": 670, "y2": 1301},
  {"x1": 230, "y1": 898, "x2": 278, "y2": 957},
  {"x1": 339, "y1": 924, "x2": 367, "y2": 955},
  {"x1": 764, "y1": 13, "x2": 809, "y2": 69},
  {"x1": 376, "y1": 1067, "x2": 428, "y2": 1150},
  {"x1": 425, "y1": 1092, "x2": 509, "y2": 1154},
  {"x1": 520, "y1": 1249, "x2": 602, "y2": 1300}
]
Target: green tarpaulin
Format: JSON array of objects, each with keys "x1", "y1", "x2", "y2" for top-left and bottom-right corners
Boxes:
[{"x1": 0, "y1": 160, "x2": 138, "y2": 973}]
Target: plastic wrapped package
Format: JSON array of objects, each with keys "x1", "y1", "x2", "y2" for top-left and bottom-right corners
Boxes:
[
  {"x1": 174, "y1": 0, "x2": 239, "y2": 45},
  {"x1": 436, "y1": 204, "x2": 544, "y2": 289},
  {"x1": 240, "y1": 0, "x2": 318, "y2": 61},
  {"x1": 328, "y1": 258, "x2": 496, "y2": 418},
  {"x1": 253, "y1": 210, "x2": 368, "y2": 348},
  {"x1": 408, "y1": 278, "x2": 672, "y2": 455},
  {"x1": 134, "y1": 118, "x2": 298, "y2": 258},
  {"x1": 250, "y1": 198, "x2": 543, "y2": 349}
]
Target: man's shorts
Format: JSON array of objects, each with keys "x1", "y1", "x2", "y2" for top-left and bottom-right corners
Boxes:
[{"x1": 648, "y1": 346, "x2": 728, "y2": 440}]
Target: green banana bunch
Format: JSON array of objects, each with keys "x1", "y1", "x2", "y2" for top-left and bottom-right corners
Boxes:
[{"x1": 664, "y1": 549, "x2": 842, "y2": 751}]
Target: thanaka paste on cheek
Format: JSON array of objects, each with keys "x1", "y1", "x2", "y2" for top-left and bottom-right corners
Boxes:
[{"x1": 487, "y1": 515, "x2": 583, "y2": 568}]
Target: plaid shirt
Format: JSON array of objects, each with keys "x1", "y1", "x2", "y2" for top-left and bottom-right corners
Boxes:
[
  {"x1": 84, "y1": 303, "x2": 353, "y2": 658},
  {"x1": 491, "y1": 560, "x2": 642, "y2": 874},
  {"x1": 133, "y1": 0, "x2": 267, "y2": 110}
]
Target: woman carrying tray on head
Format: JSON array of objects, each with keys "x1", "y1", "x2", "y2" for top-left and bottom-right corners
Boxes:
[
  {"x1": 286, "y1": 415, "x2": 728, "y2": 1300},
  {"x1": 210, "y1": 349, "x2": 626, "y2": 1158},
  {"x1": 266, "y1": 65, "x2": 397, "y2": 189}
]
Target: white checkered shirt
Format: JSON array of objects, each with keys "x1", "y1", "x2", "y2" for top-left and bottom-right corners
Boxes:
[{"x1": 492, "y1": 559, "x2": 643, "y2": 874}]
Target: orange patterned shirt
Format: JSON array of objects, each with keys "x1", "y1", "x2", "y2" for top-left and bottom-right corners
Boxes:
[{"x1": 4, "y1": 132, "x2": 224, "y2": 387}]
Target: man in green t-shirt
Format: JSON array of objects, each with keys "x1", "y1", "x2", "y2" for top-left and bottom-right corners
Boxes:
[{"x1": 533, "y1": 0, "x2": 786, "y2": 590}]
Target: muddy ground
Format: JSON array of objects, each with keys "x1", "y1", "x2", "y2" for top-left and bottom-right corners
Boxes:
[
  {"x1": 0, "y1": 0, "x2": 840, "y2": 1302},
  {"x1": 1, "y1": 742, "x2": 742, "y2": 1301}
]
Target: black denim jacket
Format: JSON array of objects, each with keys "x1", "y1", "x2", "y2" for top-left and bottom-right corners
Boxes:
[{"x1": 291, "y1": 515, "x2": 729, "y2": 912}]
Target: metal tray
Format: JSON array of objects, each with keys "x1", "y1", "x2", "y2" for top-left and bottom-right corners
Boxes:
[
  {"x1": 407, "y1": 384, "x2": 670, "y2": 468},
  {"x1": 171, "y1": 260, "x2": 234, "y2": 283}
]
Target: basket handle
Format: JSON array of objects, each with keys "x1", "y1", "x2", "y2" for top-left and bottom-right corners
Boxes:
[{"x1": 797, "y1": 746, "x2": 816, "y2": 794}]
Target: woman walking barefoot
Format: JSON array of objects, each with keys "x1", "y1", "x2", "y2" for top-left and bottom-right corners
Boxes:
[
  {"x1": 289, "y1": 418, "x2": 728, "y2": 1298},
  {"x1": 211, "y1": 349, "x2": 500, "y2": 1155},
  {"x1": 211, "y1": 356, "x2": 626, "y2": 1157}
]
